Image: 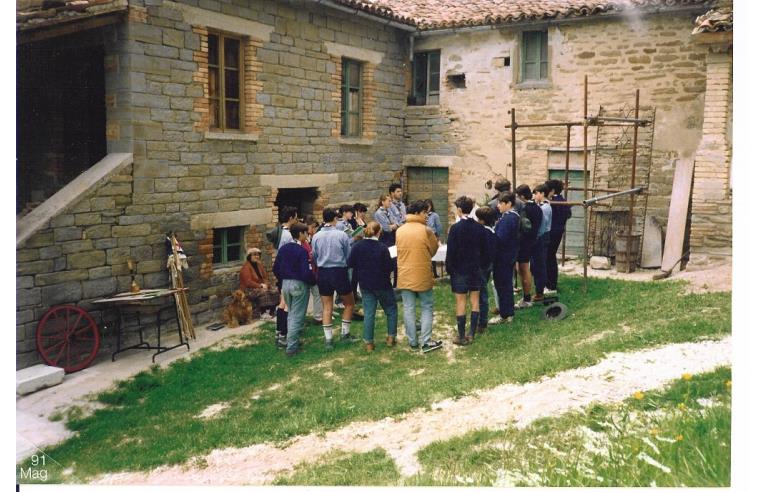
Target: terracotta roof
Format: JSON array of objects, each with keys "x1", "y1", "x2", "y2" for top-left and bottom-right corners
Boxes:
[
  {"x1": 329, "y1": 0, "x2": 711, "y2": 30},
  {"x1": 17, "y1": 0, "x2": 127, "y2": 31},
  {"x1": 692, "y1": 3, "x2": 732, "y2": 34}
]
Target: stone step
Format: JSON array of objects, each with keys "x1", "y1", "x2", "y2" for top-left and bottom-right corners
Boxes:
[{"x1": 16, "y1": 364, "x2": 65, "y2": 396}]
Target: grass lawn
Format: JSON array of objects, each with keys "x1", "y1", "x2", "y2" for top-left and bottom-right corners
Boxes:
[
  {"x1": 277, "y1": 367, "x2": 731, "y2": 486},
  {"x1": 17, "y1": 274, "x2": 731, "y2": 483}
]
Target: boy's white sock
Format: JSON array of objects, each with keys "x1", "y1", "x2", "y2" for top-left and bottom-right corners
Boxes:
[
  {"x1": 323, "y1": 325, "x2": 333, "y2": 341},
  {"x1": 341, "y1": 319, "x2": 351, "y2": 336}
]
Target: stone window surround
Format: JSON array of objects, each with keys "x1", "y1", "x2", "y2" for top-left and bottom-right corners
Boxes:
[
  {"x1": 169, "y1": 0, "x2": 273, "y2": 140},
  {"x1": 192, "y1": 208, "x2": 272, "y2": 276},
  {"x1": 512, "y1": 28, "x2": 554, "y2": 90},
  {"x1": 325, "y1": 42, "x2": 382, "y2": 144}
]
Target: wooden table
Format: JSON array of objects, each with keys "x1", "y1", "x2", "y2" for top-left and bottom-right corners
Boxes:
[{"x1": 92, "y1": 288, "x2": 190, "y2": 362}]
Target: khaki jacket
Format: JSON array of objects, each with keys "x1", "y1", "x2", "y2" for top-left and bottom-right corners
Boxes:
[{"x1": 395, "y1": 213, "x2": 439, "y2": 292}]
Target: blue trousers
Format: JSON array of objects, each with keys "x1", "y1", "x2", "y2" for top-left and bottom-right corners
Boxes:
[
  {"x1": 530, "y1": 232, "x2": 550, "y2": 295},
  {"x1": 281, "y1": 279, "x2": 309, "y2": 354},
  {"x1": 360, "y1": 288, "x2": 398, "y2": 343}
]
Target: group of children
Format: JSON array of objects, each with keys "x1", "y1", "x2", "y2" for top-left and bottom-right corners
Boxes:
[{"x1": 252, "y1": 179, "x2": 570, "y2": 357}]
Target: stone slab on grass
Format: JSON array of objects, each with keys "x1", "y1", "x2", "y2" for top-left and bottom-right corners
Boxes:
[
  {"x1": 16, "y1": 365, "x2": 65, "y2": 395},
  {"x1": 590, "y1": 256, "x2": 611, "y2": 270}
]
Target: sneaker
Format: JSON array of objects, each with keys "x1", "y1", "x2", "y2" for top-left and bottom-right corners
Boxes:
[
  {"x1": 409, "y1": 344, "x2": 419, "y2": 351},
  {"x1": 544, "y1": 288, "x2": 557, "y2": 295},
  {"x1": 513, "y1": 287, "x2": 521, "y2": 293},
  {"x1": 477, "y1": 325, "x2": 486, "y2": 334},
  {"x1": 286, "y1": 349, "x2": 301, "y2": 357},
  {"x1": 365, "y1": 342, "x2": 375, "y2": 352},
  {"x1": 465, "y1": 334, "x2": 474, "y2": 344},
  {"x1": 386, "y1": 335, "x2": 397, "y2": 347},
  {"x1": 489, "y1": 315, "x2": 513, "y2": 325},
  {"x1": 452, "y1": 336, "x2": 468, "y2": 346},
  {"x1": 341, "y1": 333, "x2": 360, "y2": 343},
  {"x1": 421, "y1": 340, "x2": 443, "y2": 353},
  {"x1": 514, "y1": 300, "x2": 533, "y2": 309},
  {"x1": 324, "y1": 339, "x2": 334, "y2": 350},
  {"x1": 275, "y1": 335, "x2": 287, "y2": 348},
  {"x1": 532, "y1": 294, "x2": 545, "y2": 303}
]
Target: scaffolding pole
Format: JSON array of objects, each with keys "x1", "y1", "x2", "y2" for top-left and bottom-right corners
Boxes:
[
  {"x1": 561, "y1": 123, "x2": 571, "y2": 266},
  {"x1": 583, "y1": 75, "x2": 589, "y2": 293}
]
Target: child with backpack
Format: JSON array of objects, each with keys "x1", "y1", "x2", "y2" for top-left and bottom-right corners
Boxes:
[{"x1": 513, "y1": 185, "x2": 542, "y2": 309}]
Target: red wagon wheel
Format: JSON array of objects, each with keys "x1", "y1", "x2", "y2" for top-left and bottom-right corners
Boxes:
[{"x1": 36, "y1": 305, "x2": 100, "y2": 373}]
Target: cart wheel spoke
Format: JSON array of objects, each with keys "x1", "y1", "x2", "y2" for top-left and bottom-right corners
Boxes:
[{"x1": 37, "y1": 305, "x2": 100, "y2": 373}]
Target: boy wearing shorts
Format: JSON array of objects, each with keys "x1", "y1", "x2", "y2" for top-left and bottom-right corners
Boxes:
[
  {"x1": 312, "y1": 207, "x2": 359, "y2": 348},
  {"x1": 446, "y1": 196, "x2": 489, "y2": 345}
]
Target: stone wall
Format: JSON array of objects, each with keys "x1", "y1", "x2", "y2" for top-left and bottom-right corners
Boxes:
[
  {"x1": 689, "y1": 46, "x2": 732, "y2": 259},
  {"x1": 406, "y1": 12, "x2": 709, "y2": 235},
  {"x1": 16, "y1": 0, "x2": 409, "y2": 369},
  {"x1": 16, "y1": 167, "x2": 136, "y2": 369}
]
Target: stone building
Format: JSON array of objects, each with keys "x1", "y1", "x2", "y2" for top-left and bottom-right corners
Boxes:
[{"x1": 16, "y1": 0, "x2": 732, "y2": 369}]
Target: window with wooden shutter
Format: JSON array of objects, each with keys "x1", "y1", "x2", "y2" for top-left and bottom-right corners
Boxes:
[
  {"x1": 521, "y1": 31, "x2": 548, "y2": 82},
  {"x1": 411, "y1": 51, "x2": 440, "y2": 105},
  {"x1": 341, "y1": 59, "x2": 362, "y2": 137},
  {"x1": 208, "y1": 32, "x2": 243, "y2": 130}
]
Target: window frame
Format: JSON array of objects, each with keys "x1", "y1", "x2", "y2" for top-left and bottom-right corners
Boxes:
[
  {"x1": 520, "y1": 30, "x2": 549, "y2": 82},
  {"x1": 212, "y1": 226, "x2": 245, "y2": 265},
  {"x1": 341, "y1": 58, "x2": 362, "y2": 137},
  {"x1": 207, "y1": 31, "x2": 245, "y2": 132},
  {"x1": 411, "y1": 50, "x2": 440, "y2": 106}
]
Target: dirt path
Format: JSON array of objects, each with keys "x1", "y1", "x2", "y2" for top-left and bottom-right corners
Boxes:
[
  {"x1": 559, "y1": 259, "x2": 731, "y2": 295},
  {"x1": 95, "y1": 337, "x2": 731, "y2": 485}
]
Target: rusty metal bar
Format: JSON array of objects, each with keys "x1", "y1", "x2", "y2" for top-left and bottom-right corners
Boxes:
[
  {"x1": 561, "y1": 124, "x2": 571, "y2": 266},
  {"x1": 506, "y1": 121, "x2": 584, "y2": 129},
  {"x1": 583, "y1": 75, "x2": 589, "y2": 293},
  {"x1": 625, "y1": 89, "x2": 640, "y2": 273},
  {"x1": 587, "y1": 115, "x2": 651, "y2": 126},
  {"x1": 566, "y1": 186, "x2": 648, "y2": 194},
  {"x1": 582, "y1": 187, "x2": 644, "y2": 207},
  {"x1": 511, "y1": 108, "x2": 517, "y2": 190}
]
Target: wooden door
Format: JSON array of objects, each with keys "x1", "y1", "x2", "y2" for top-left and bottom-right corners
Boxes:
[{"x1": 406, "y1": 167, "x2": 449, "y2": 230}]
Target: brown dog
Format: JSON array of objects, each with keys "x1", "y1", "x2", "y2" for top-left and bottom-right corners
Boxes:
[{"x1": 223, "y1": 289, "x2": 253, "y2": 327}]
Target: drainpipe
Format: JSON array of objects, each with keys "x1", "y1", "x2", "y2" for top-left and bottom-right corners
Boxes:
[{"x1": 308, "y1": 0, "x2": 418, "y2": 32}]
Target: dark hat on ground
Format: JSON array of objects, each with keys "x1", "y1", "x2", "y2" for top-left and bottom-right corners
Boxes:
[{"x1": 540, "y1": 302, "x2": 568, "y2": 321}]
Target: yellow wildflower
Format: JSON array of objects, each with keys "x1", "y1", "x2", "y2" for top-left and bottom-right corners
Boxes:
[
  {"x1": 682, "y1": 373, "x2": 692, "y2": 381},
  {"x1": 633, "y1": 391, "x2": 645, "y2": 400},
  {"x1": 726, "y1": 380, "x2": 732, "y2": 390},
  {"x1": 649, "y1": 428, "x2": 659, "y2": 437},
  {"x1": 678, "y1": 402, "x2": 687, "y2": 412},
  {"x1": 675, "y1": 435, "x2": 684, "y2": 442}
]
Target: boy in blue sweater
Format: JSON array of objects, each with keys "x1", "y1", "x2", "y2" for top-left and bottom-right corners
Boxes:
[
  {"x1": 348, "y1": 221, "x2": 398, "y2": 351},
  {"x1": 273, "y1": 223, "x2": 316, "y2": 357},
  {"x1": 491, "y1": 192, "x2": 520, "y2": 324},
  {"x1": 446, "y1": 196, "x2": 489, "y2": 345}
]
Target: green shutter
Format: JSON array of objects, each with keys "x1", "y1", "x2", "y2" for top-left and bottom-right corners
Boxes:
[
  {"x1": 341, "y1": 59, "x2": 361, "y2": 136},
  {"x1": 522, "y1": 31, "x2": 548, "y2": 81}
]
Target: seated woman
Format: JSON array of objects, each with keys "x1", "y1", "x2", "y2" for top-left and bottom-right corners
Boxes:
[{"x1": 240, "y1": 248, "x2": 280, "y2": 318}]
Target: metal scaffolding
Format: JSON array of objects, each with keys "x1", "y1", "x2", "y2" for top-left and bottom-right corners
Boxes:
[{"x1": 506, "y1": 76, "x2": 656, "y2": 292}]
